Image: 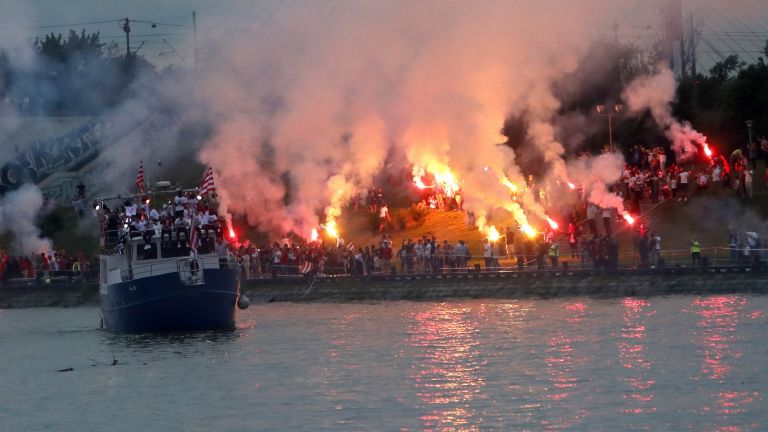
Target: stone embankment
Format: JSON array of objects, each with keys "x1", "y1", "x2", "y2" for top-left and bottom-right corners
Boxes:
[{"x1": 1, "y1": 267, "x2": 766, "y2": 309}]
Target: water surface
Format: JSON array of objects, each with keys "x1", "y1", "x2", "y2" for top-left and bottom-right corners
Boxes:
[{"x1": 1, "y1": 296, "x2": 766, "y2": 431}]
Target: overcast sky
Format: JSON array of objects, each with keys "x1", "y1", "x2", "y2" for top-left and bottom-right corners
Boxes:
[{"x1": 0, "y1": 0, "x2": 765, "y2": 71}]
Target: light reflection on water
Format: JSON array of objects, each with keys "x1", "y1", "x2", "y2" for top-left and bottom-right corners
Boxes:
[
  {"x1": 409, "y1": 304, "x2": 486, "y2": 431},
  {"x1": 1, "y1": 297, "x2": 768, "y2": 431},
  {"x1": 691, "y1": 296, "x2": 764, "y2": 432},
  {"x1": 618, "y1": 298, "x2": 656, "y2": 416},
  {"x1": 541, "y1": 302, "x2": 588, "y2": 430}
]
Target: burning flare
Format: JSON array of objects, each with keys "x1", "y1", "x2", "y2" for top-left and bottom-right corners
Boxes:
[
  {"x1": 702, "y1": 142, "x2": 713, "y2": 158},
  {"x1": 412, "y1": 163, "x2": 460, "y2": 196},
  {"x1": 486, "y1": 225, "x2": 501, "y2": 242},
  {"x1": 324, "y1": 220, "x2": 339, "y2": 238},
  {"x1": 567, "y1": 182, "x2": 576, "y2": 190},
  {"x1": 623, "y1": 212, "x2": 636, "y2": 225},
  {"x1": 228, "y1": 225, "x2": 236, "y2": 240},
  {"x1": 310, "y1": 228, "x2": 319, "y2": 242},
  {"x1": 501, "y1": 177, "x2": 519, "y2": 192},
  {"x1": 521, "y1": 224, "x2": 537, "y2": 239},
  {"x1": 545, "y1": 216, "x2": 559, "y2": 230}
]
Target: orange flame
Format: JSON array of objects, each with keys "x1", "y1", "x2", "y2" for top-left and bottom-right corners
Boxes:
[
  {"x1": 545, "y1": 216, "x2": 559, "y2": 230},
  {"x1": 324, "y1": 220, "x2": 339, "y2": 238},
  {"x1": 623, "y1": 213, "x2": 636, "y2": 225},
  {"x1": 486, "y1": 225, "x2": 501, "y2": 242},
  {"x1": 412, "y1": 163, "x2": 460, "y2": 195},
  {"x1": 501, "y1": 177, "x2": 519, "y2": 192},
  {"x1": 521, "y1": 224, "x2": 537, "y2": 238}
]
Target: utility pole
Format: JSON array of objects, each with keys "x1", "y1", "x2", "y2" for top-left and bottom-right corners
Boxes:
[
  {"x1": 122, "y1": 17, "x2": 131, "y2": 58},
  {"x1": 192, "y1": 11, "x2": 198, "y2": 72}
]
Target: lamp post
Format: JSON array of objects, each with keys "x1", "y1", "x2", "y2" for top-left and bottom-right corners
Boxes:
[
  {"x1": 746, "y1": 120, "x2": 754, "y2": 145},
  {"x1": 596, "y1": 104, "x2": 624, "y2": 152}
]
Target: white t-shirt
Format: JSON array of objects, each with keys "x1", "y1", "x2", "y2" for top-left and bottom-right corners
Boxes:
[
  {"x1": 712, "y1": 167, "x2": 721, "y2": 182},
  {"x1": 679, "y1": 171, "x2": 689, "y2": 184}
]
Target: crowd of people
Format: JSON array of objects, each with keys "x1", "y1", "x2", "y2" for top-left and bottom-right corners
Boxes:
[
  {"x1": 0, "y1": 249, "x2": 96, "y2": 284},
  {"x1": 96, "y1": 189, "x2": 224, "y2": 257}
]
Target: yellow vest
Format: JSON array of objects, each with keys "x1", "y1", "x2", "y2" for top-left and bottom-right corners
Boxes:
[
  {"x1": 690, "y1": 242, "x2": 701, "y2": 253},
  {"x1": 548, "y1": 244, "x2": 559, "y2": 257}
]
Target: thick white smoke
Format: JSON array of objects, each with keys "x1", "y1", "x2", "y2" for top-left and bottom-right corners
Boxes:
[
  {"x1": 1, "y1": 1, "x2": 670, "y2": 242},
  {"x1": 568, "y1": 152, "x2": 628, "y2": 214},
  {"x1": 0, "y1": 184, "x2": 52, "y2": 254},
  {"x1": 192, "y1": 0, "x2": 640, "y2": 237},
  {"x1": 622, "y1": 65, "x2": 708, "y2": 161}
]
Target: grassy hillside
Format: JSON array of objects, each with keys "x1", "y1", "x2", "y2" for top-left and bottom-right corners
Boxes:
[{"x1": 334, "y1": 185, "x2": 764, "y2": 268}]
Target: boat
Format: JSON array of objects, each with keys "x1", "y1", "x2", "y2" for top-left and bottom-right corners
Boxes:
[{"x1": 96, "y1": 186, "x2": 242, "y2": 333}]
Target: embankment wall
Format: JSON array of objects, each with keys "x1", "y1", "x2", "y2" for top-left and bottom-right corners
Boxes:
[{"x1": 3, "y1": 267, "x2": 763, "y2": 309}]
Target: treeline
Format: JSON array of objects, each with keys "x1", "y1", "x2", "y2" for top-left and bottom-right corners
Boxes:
[
  {"x1": 676, "y1": 44, "x2": 768, "y2": 148},
  {"x1": 0, "y1": 30, "x2": 157, "y2": 116}
]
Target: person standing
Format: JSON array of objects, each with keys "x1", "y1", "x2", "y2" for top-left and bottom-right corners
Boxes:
[
  {"x1": 690, "y1": 239, "x2": 701, "y2": 266},
  {"x1": 215, "y1": 237, "x2": 230, "y2": 268},
  {"x1": 505, "y1": 226, "x2": 515, "y2": 258},
  {"x1": 602, "y1": 207, "x2": 613, "y2": 237},
  {"x1": 548, "y1": 242, "x2": 559, "y2": 267},
  {"x1": 587, "y1": 204, "x2": 598, "y2": 236},
  {"x1": 483, "y1": 239, "x2": 492, "y2": 269},
  {"x1": 679, "y1": 168, "x2": 690, "y2": 202}
]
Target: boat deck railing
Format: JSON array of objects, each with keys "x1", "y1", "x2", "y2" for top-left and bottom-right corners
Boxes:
[{"x1": 120, "y1": 256, "x2": 237, "y2": 281}]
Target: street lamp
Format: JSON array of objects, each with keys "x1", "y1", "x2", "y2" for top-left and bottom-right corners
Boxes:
[
  {"x1": 746, "y1": 120, "x2": 754, "y2": 145},
  {"x1": 596, "y1": 104, "x2": 624, "y2": 151}
]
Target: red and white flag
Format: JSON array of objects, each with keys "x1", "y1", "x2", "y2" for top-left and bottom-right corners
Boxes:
[
  {"x1": 300, "y1": 261, "x2": 313, "y2": 274},
  {"x1": 135, "y1": 161, "x2": 145, "y2": 193},
  {"x1": 189, "y1": 226, "x2": 198, "y2": 255},
  {"x1": 199, "y1": 167, "x2": 216, "y2": 195}
]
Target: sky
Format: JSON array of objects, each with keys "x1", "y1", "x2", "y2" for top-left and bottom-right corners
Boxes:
[{"x1": 0, "y1": 1, "x2": 766, "y2": 71}]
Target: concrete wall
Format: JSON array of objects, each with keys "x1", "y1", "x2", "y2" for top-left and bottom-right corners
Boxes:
[
  {"x1": 242, "y1": 268, "x2": 768, "y2": 303},
  {"x1": 2, "y1": 268, "x2": 767, "y2": 309}
]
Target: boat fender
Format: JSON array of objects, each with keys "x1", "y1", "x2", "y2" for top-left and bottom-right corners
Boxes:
[{"x1": 237, "y1": 294, "x2": 250, "y2": 310}]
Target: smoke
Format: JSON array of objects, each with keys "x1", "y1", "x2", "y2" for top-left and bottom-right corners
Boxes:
[
  {"x1": 189, "y1": 0, "x2": 647, "y2": 237},
  {"x1": 622, "y1": 65, "x2": 708, "y2": 161},
  {"x1": 568, "y1": 152, "x2": 628, "y2": 213},
  {"x1": 0, "y1": 184, "x2": 52, "y2": 254},
  {"x1": 2, "y1": 1, "x2": 677, "y2": 242}
]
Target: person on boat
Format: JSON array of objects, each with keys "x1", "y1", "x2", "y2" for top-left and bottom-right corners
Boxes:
[{"x1": 215, "y1": 236, "x2": 230, "y2": 267}]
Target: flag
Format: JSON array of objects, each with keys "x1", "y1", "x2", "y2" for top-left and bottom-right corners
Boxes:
[
  {"x1": 346, "y1": 242, "x2": 355, "y2": 252},
  {"x1": 190, "y1": 226, "x2": 198, "y2": 255},
  {"x1": 135, "y1": 161, "x2": 145, "y2": 193},
  {"x1": 300, "y1": 261, "x2": 313, "y2": 274},
  {"x1": 200, "y1": 167, "x2": 216, "y2": 195}
]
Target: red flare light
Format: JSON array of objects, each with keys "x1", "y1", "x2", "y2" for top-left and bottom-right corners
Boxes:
[
  {"x1": 623, "y1": 213, "x2": 636, "y2": 225},
  {"x1": 703, "y1": 143, "x2": 713, "y2": 158},
  {"x1": 567, "y1": 182, "x2": 576, "y2": 190},
  {"x1": 228, "y1": 226, "x2": 236, "y2": 239},
  {"x1": 310, "y1": 228, "x2": 319, "y2": 242},
  {"x1": 545, "y1": 216, "x2": 559, "y2": 230}
]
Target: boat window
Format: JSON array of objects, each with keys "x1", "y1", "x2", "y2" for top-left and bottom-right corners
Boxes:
[
  {"x1": 161, "y1": 242, "x2": 190, "y2": 258},
  {"x1": 136, "y1": 243, "x2": 158, "y2": 260}
]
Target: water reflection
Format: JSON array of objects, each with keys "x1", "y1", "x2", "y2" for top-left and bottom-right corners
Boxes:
[
  {"x1": 617, "y1": 298, "x2": 656, "y2": 416},
  {"x1": 541, "y1": 302, "x2": 588, "y2": 430},
  {"x1": 692, "y1": 295, "x2": 761, "y2": 431},
  {"x1": 409, "y1": 303, "x2": 486, "y2": 431},
  {"x1": 102, "y1": 328, "x2": 240, "y2": 353}
]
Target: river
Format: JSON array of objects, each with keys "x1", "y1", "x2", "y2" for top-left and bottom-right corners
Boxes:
[{"x1": 1, "y1": 296, "x2": 766, "y2": 431}]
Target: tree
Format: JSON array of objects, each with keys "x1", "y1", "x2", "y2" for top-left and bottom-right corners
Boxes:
[{"x1": 709, "y1": 54, "x2": 746, "y2": 82}]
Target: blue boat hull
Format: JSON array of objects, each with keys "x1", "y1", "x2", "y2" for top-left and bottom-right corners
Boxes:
[{"x1": 100, "y1": 267, "x2": 240, "y2": 333}]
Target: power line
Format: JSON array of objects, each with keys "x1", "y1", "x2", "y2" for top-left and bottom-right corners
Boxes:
[{"x1": 688, "y1": 1, "x2": 760, "y2": 63}]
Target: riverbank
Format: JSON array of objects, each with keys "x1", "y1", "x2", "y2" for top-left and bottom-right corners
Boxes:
[{"x1": 1, "y1": 267, "x2": 767, "y2": 309}]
